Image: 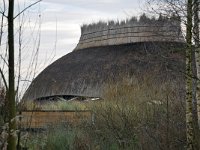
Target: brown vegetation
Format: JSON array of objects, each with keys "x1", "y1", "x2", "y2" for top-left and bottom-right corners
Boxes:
[
  {"x1": 20, "y1": 110, "x2": 92, "y2": 129},
  {"x1": 86, "y1": 76, "x2": 186, "y2": 149}
]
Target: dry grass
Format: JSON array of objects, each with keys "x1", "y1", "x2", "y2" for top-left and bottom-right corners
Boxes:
[
  {"x1": 21, "y1": 100, "x2": 86, "y2": 111},
  {"x1": 86, "y1": 76, "x2": 185, "y2": 150},
  {"x1": 18, "y1": 75, "x2": 186, "y2": 150}
]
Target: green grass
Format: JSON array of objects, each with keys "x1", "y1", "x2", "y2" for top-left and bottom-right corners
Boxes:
[{"x1": 22, "y1": 125, "x2": 90, "y2": 150}]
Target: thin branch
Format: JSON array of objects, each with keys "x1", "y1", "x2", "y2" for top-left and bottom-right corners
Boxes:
[
  {"x1": 0, "y1": 68, "x2": 8, "y2": 90},
  {"x1": 20, "y1": 79, "x2": 32, "y2": 82},
  {"x1": 0, "y1": 1, "x2": 5, "y2": 45},
  {"x1": 16, "y1": 25, "x2": 22, "y2": 101},
  {"x1": 0, "y1": 11, "x2": 7, "y2": 18},
  {"x1": 0, "y1": 54, "x2": 8, "y2": 66},
  {"x1": 14, "y1": 0, "x2": 42, "y2": 19},
  {"x1": 0, "y1": 0, "x2": 7, "y2": 18}
]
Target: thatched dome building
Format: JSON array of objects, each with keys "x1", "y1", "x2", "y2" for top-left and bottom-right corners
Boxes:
[{"x1": 23, "y1": 16, "x2": 185, "y2": 101}]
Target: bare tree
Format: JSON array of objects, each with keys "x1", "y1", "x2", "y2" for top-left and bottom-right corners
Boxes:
[
  {"x1": 193, "y1": 0, "x2": 200, "y2": 129},
  {"x1": 0, "y1": 0, "x2": 42, "y2": 149},
  {"x1": 145, "y1": 0, "x2": 200, "y2": 149},
  {"x1": 7, "y1": 0, "x2": 17, "y2": 149},
  {"x1": 185, "y1": 1, "x2": 195, "y2": 149}
]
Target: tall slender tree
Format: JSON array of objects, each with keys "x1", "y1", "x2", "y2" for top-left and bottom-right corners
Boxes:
[
  {"x1": 193, "y1": 0, "x2": 200, "y2": 129},
  {"x1": 7, "y1": 0, "x2": 16, "y2": 149},
  {"x1": 185, "y1": 0, "x2": 195, "y2": 149},
  {"x1": 146, "y1": 0, "x2": 200, "y2": 149},
  {"x1": 0, "y1": 0, "x2": 42, "y2": 149}
]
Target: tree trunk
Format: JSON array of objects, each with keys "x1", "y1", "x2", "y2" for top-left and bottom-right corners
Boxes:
[
  {"x1": 196, "y1": 50, "x2": 200, "y2": 128},
  {"x1": 7, "y1": 0, "x2": 16, "y2": 149},
  {"x1": 186, "y1": 0, "x2": 195, "y2": 149},
  {"x1": 193, "y1": 0, "x2": 200, "y2": 149},
  {"x1": 193, "y1": 0, "x2": 200, "y2": 130}
]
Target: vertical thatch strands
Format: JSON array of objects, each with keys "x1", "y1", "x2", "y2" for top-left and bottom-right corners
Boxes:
[
  {"x1": 186, "y1": 0, "x2": 195, "y2": 149},
  {"x1": 80, "y1": 14, "x2": 180, "y2": 37},
  {"x1": 77, "y1": 14, "x2": 184, "y2": 51}
]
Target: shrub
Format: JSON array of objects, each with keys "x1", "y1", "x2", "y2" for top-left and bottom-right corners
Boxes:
[
  {"x1": 87, "y1": 77, "x2": 186, "y2": 150},
  {"x1": 20, "y1": 76, "x2": 186, "y2": 150},
  {"x1": 44, "y1": 125, "x2": 90, "y2": 150},
  {"x1": 23, "y1": 124, "x2": 91, "y2": 150}
]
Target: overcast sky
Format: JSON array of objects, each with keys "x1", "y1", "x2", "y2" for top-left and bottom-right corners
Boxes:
[
  {"x1": 0, "y1": 0, "x2": 146, "y2": 95},
  {"x1": 1, "y1": 0, "x2": 147, "y2": 71},
  {"x1": 13, "y1": 0, "x2": 146, "y2": 73},
  {"x1": 39, "y1": 0, "x2": 146, "y2": 58}
]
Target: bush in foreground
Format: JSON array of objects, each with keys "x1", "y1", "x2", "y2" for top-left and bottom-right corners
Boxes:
[
  {"x1": 21, "y1": 76, "x2": 186, "y2": 150},
  {"x1": 87, "y1": 77, "x2": 186, "y2": 150}
]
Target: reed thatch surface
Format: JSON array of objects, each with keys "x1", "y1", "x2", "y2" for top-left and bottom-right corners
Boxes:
[{"x1": 23, "y1": 42, "x2": 185, "y2": 101}]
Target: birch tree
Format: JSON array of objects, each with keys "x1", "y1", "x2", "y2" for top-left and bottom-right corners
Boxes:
[
  {"x1": 0, "y1": 0, "x2": 42, "y2": 149},
  {"x1": 185, "y1": 0, "x2": 195, "y2": 149},
  {"x1": 146, "y1": 0, "x2": 200, "y2": 149},
  {"x1": 193, "y1": 0, "x2": 200, "y2": 129},
  {"x1": 7, "y1": 0, "x2": 16, "y2": 149}
]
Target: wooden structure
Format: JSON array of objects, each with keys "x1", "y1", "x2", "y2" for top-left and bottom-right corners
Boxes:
[{"x1": 20, "y1": 110, "x2": 92, "y2": 129}]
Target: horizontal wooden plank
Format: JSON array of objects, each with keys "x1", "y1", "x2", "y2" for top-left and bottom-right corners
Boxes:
[{"x1": 20, "y1": 111, "x2": 93, "y2": 129}]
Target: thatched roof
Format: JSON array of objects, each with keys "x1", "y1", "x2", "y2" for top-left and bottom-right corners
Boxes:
[
  {"x1": 23, "y1": 42, "x2": 185, "y2": 101},
  {"x1": 76, "y1": 14, "x2": 184, "y2": 50},
  {"x1": 81, "y1": 13, "x2": 181, "y2": 33}
]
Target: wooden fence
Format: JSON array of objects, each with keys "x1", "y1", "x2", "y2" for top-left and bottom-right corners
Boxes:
[{"x1": 20, "y1": 110, "x2": 92, "y2": 129}]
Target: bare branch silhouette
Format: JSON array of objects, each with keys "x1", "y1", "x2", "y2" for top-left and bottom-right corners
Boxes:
[{"x1": 14, "y1": 0, "x2": 42, "y2": 19}]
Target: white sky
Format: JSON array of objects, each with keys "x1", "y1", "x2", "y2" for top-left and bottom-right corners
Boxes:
[
  {"x1": 15, "y1": 0, "x2": 146, "y2": 76},
  {"x1": 40, "y1": 0, "x2": 146, "y2": 58}
]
